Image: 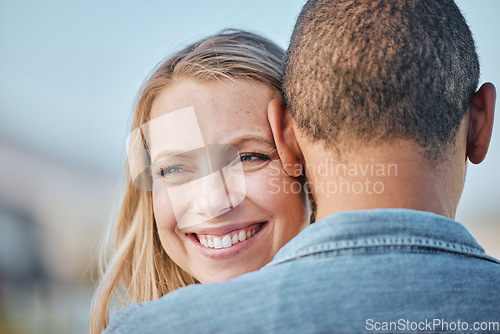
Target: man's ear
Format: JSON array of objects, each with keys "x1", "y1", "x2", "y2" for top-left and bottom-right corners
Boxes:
[
  {"x1": 467, "y1": 82, "x2": 496, "y2": 164},
  {"x1": 268, "y1": 98, "x2": 303, "y2": 177}
]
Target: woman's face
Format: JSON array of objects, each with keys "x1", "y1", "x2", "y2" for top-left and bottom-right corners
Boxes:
[{"x1": 148, "y1": 78, "x2": 309, "y2": 283}]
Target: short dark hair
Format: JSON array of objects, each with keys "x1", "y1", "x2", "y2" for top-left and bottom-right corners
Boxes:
[{"x1": 284, "y1": 0, "x2": 479, "y2": 161}]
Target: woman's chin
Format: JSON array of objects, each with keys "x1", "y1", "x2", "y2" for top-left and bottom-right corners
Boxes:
[{"x1": 195, "y1": 267, "x2": 256, "y2": 283}]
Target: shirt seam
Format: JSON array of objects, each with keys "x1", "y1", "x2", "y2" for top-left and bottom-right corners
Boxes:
[{"x1": 270, "y1": 236, "x2": 499, "y2": 266}]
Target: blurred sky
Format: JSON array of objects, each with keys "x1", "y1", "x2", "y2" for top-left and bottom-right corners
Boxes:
[{"x1": 0, "y1": 0, "x2": 499, "y2": 220}]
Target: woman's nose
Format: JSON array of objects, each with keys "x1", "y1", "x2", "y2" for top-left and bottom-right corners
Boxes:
[{"x1": 192, "y1": 171, "x2": 234, "y2": 219}]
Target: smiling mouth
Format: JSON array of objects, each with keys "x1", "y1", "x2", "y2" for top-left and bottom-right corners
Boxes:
[{"x1": 190, "y1": 222, "x2": 266, "y2": 249}]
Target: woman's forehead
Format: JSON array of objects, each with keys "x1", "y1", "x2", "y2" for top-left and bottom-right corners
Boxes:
[{"x1": 149, "y1": 79, "x2": 274, "y2": 146}]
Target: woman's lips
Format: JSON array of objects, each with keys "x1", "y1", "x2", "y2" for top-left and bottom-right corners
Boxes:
[
  {"x1": 186, "y1": 222, "x2": 267, "y2": 259},
  {"x1": 196, "y1": 223, "x2": 262, "y2": 249}
]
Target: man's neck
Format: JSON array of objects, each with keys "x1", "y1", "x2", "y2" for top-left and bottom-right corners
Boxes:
[{"x1": 303, "y1": 141, "x2": 464, "y2": 221}]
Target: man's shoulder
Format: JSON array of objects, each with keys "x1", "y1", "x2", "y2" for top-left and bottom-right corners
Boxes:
[
  {"x1": 104, "y1": 266, "x2": 299, "y2": 333},
  {"x1": 105, "y1": 250, "x2": 500, "y2": 333},
  {"x1": 104, "y1": 209, "x2": 500, "y2": 333}
]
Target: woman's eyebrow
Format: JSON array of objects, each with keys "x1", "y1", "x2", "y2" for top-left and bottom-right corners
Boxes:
[
  {"x1": 227, "y1": 135, "x2": 274, "y2": 148},
  {"x1": 151, "y1": 150, "x2": 192, "y2": 165},
  {"x1": 151, "y1": 135, "x2": 274, "y2": 164}
]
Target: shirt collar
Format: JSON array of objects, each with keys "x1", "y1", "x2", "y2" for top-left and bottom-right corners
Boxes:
[{"x1": 269, "y1": 208, "x2": 499, "y2": 266}]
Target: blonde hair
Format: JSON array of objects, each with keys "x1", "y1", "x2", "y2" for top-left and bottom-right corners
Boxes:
[{"x1": 89, "y1": 29, "x2": 284, "y2": 334}]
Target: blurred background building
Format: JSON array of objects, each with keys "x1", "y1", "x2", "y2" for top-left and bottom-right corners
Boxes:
[{"x1": 0, "y1": 0, "x2": 499, "y2": 333}]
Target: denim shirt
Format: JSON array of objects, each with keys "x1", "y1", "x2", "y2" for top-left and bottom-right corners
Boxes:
[{"x1": 104, "y1": 209, "x2": 500, "y2": 333}]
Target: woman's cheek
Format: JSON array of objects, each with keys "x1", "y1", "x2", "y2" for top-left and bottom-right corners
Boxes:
[
  {"x1": 152, "y1": 191, "x2": 177, "y2": 229},
  {"x1": 243, "y1": 167, "x2": 292, "y2": 205}
]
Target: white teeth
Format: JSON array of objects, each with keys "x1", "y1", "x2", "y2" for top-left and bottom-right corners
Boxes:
[
  {"x1": 222, "y1": 235, "x2": 232, "y2": 248},
  {"x1": 197, "y1": 224, "x2": 263, "y2": 249},
  {"x1": 213, "y1": 237, "x2": 222, "y2": 249}
]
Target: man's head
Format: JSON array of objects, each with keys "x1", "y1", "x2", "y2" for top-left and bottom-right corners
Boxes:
[
  {"x1": 283, "y1": 0, "x2": 481, "y2": 162},
  {"x1": 269, "y1": 0, "x2": 495, "y2": 219}
]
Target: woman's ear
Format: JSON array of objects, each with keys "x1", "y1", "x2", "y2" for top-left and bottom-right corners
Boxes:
[
  {"x1": 268, "y1": 98, "x2": 304, "y2": 177},
  {"x1": 467, "y1": 82, "x2": 496, "y2": 164}
]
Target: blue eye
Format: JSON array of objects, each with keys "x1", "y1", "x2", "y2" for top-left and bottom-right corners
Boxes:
[{"x1": 160, "y1": 165, "x2": 185, "y2": 176}]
